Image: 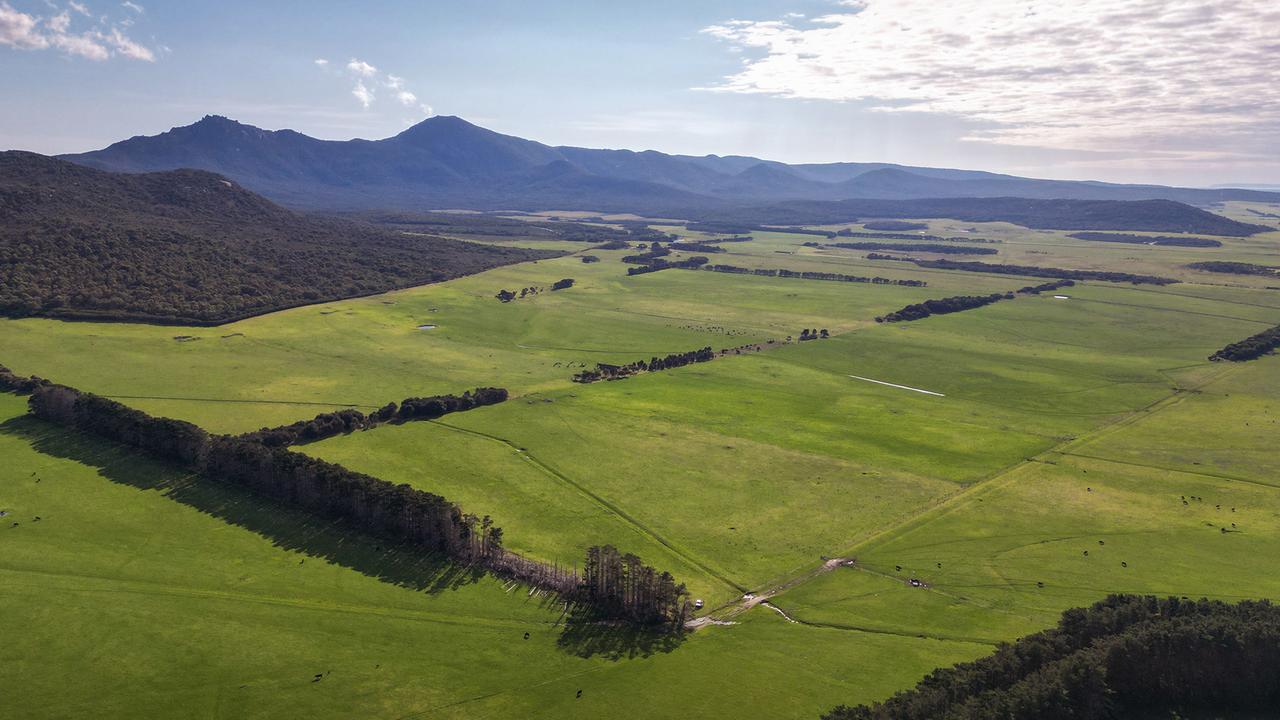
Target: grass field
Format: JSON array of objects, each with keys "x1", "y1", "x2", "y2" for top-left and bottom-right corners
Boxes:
[
  {"x1": 0, "y1": 393, "x2": 984, "y2": 719},
  {"x1": 2, "y1": 214, "x2": 1279, "y2": 718}
]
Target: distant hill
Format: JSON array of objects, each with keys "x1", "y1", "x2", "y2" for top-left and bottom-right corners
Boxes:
[
  {"x1": 61, "y1": 115, "x2": 1280, "y2": 215},
  {"x1": 0, "y1": 152, "x2": 557, "y2": 324}
]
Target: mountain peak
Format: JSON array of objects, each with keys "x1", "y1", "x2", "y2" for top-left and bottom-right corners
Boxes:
[{"x1": 394, "y1": 115, "x2": 482, "y2": 140}]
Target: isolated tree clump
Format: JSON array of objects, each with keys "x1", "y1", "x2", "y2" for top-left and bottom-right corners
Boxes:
[
  {"x1": 1209, "y1": 324, "x2": 1280, "y2": 362},
  {"x1": 573, "y1": 347, "x2": 715, "y2": 383},
  {"x1": 876, "y1": 292, "x2": 1013, "y2": 323},
  {"x1": 1187, "y1": 261, "x2": 1279, "y2": 277}
]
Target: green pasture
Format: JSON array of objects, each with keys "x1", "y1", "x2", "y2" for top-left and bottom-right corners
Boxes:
[
  {"x1": 0, "y1": 393, "x2": 983, "y2": 720},
  {"x1": 773, "y1": 357, "x2": 1280, "y2": 646},
  {"x1": 0, "y1": 246, "x2": 946, "y2": 434},
  {"x1": 1, "y1": 215, "x2": 1278, "y2": 719}
]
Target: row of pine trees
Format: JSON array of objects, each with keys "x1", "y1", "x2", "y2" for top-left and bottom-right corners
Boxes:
[{"x1": 15, "y1": 378, "x2": 687, "y2": 625}]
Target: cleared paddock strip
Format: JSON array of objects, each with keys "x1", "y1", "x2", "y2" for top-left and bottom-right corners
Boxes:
[{"x1": 847, "y1": 375, "x2": 945, "y2": 397}]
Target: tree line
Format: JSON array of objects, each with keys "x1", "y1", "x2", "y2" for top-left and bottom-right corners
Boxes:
[
  {"x1": 833, "y1": 230, "x2": 1002, "y2": 243},
  {"x1": 1068, "y1": 232, "x2": 1223, "y2": 247},
  {"x1": 1017, "y1": 279, "x2": 1076, "y2": 294},
  {"x1": 1187, "y1": 261, "x2": 1279, "y2": 277},
  {"x1": 697, "y1": 264, "x2": 927, "y2": 287},
  {"x1": 626, "y1": 257, "x2": 710, "y2": 276},
  {"x1": 1209, "y1": 324, "x2": 1280, "y2": 362},
  {"x1": 876, "y1": 292, "x2": 1014, "y2": 323},
  {"x1": 238, "y1": 388, "x2": 509, "y2": 448},
  {"x1": 828, "y1": 242, "x2": 998, "y2": 256},
  {"x1": 822, "y1": 594, "x2": 1280, "y2": 720},
  {"x1": 670, "y1": 242, "x2": 726, "y2": 254},
  {"x1": 871, "y1": 257, "x2": 1179, "y2": 285},
  {"x1": 16, "y1": 379, "x2": 687, "y2": 625},
  {"x1": 573, "y1": 347, "x2": 716, "y2": 383},
  {"x1": 0, "y1": 365, "x2": 49, "y2": 395}
]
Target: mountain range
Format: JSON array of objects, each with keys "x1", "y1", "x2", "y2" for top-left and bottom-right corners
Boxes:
[{"x1": 62, "y1": 115, "x2": 1280, "y2": 215}]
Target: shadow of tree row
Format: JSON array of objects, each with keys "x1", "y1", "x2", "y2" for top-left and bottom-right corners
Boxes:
[{"x1": 0, "y1": 413, "x2": 686, "y2": 660}]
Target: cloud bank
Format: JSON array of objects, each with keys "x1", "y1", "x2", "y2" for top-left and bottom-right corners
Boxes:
[
  {"x1": 702, "y1": 0, "x2": 1280, "y2": 165},
  {"x1": 0, "y1": 1, "x2": 156, "y2": 61}
]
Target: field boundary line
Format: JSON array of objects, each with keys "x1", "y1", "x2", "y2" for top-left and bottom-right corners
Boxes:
[
  {"x1": 755, "y1": 363, "x2": 1244, "y2": 610},
  {"x1": 428, "y1": 419, "x2": 745, "y2": 595},
  {"x1": 1056, "y1": 451, "x2": 1280, "y2": 491},
  {"x1": 103, "y1": 394, "x2": 377, "y2": 408}
]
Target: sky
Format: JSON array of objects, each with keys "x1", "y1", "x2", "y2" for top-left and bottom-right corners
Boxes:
[{"x1": 2, "y1": 0, "x2": 1277, "y2": 187}]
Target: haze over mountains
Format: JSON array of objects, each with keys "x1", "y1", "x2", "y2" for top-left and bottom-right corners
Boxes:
[{"x1": 62, "y1": 115, "x2": 1280, "y2": 214}]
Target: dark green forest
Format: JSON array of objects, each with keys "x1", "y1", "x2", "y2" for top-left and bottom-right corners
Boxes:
[
  {"x1": 1187, "y1": 261, "x2": 1280, "y2": 277},
  {"x1": 0, "y1": 152, "x2": 557, "y2": 324},
  {"x1": 824, "y1": 594, "x2": 1280, "y2": 720},
  {"x1": 1210, "y1": 325, "x2": 1280, "y2": 362}
]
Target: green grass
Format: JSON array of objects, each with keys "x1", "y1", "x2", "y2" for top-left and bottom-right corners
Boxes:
[
  {"x1": 773, "y1": 356, "x2": 1280, "y2": 644},
  {"x1": 0, "y1": 248, "x2": 945, "y2": 434},
  {"x1": 1, "y1": 217, "x2": 1279, "y2": 718},
  {"x1": 0, "y1": 394, "x2": 982, "y2": 719}
]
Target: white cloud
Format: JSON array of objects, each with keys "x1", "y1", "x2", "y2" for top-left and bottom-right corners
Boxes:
[
  {"x1": 0, "y1": 1, "x2": 155, "y2": 61},
  {"x1": 47, "y1": 10, "x2": 69, "y2": 33},
  {"x1": 346, "y1": 58, "x2": 377, "y2": 77},
  {"x1": 105, "y1": 24, "x2": 151, "y2": 60},
  {"x1": 50, "y1": 28, "x2": 107, "y2": 59},
  {"x1": 120, "y1": 1, "x2": 142, "y2": 13},
  {"x1": 352, "y1": 79, "x2": 374, "y2": 109},
  {"x1": 701, "y1": 0, "x2": 1280, "y2": 162},
  {"x1": 319, "y1": 56, "x2": 431, "y2": 114},
  {"x1": 68, "y1": 2, "x2": 90, "y2": 16},
  {"x1": 0, "y1": 2, "x2": 49, "y2": 49}
]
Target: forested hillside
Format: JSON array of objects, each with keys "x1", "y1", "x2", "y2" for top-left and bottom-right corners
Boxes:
[
  {"x1": 0, "y1": 152, "x2": 557, "y2": 324},
  {"x1": 824, "y1": 595, "x2": 1280, "y2": 720}
]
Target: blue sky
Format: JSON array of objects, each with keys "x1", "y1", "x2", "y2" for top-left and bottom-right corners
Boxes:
[{"x1": 3, "y1": 0, "x2": 1277, "y2": 186}]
